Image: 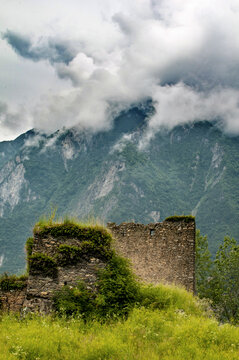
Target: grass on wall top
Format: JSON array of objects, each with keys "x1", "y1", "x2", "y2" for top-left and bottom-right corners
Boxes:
[
  {"x1": 33, "y1": 215, "x2": 112, "y2": 242},
  {"x1": 164, "y1": 215, "x2": 195, "y2": 223},
  {"x1": 30, "y1": 215, "x2": 116, "y2": 268}
]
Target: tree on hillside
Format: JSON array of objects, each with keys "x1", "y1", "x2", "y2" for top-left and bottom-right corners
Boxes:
[
  {"x1": 196, "y1": 232, "x2": 239, "y2": 324},
  {"x1": 211, "y1": 237, "x2": 239, "y2": 323},
  {"x1": 195, "y1": 230, "x2": 213, "y2": 298}
]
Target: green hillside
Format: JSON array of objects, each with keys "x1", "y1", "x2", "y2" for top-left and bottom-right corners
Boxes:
[{"x1": 0, "y1": 106, "x2": 239, "y2": 273}]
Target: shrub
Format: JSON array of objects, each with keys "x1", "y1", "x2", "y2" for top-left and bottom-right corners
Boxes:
[
  {"x1": 52, "y1": 253, "x2": 140, "y2": 320},
  {"x1": 28, "y1": 253, "x2": 58, "y2": 278},
  {"x1": 53, "y1": 281, "x2": 94, "y2": 318},
  {"x1": 139, "y1": 283, "x2": 203, "y2": 316},
  {"x1": 95, "y1": 254, "x2": 140, "y2": 318}
]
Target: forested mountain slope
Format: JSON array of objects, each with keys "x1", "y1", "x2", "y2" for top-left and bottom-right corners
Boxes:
[{"x1": 0, "y1": 105, "x2": 239, "y2": 273}]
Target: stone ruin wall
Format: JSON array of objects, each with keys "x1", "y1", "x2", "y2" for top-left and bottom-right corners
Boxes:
[
  {"x1": 23, "y1": 234, "x2": 107, "y2": 313},
  {"x1": 0, "y1": 218, "x2": 195, "y2": 312},
  {"x1": 108, "y1": 219, "x2": 195, "y2": 292},
  {"x1": 0, "y1": 289, "x2": 26, "y2": 312}
]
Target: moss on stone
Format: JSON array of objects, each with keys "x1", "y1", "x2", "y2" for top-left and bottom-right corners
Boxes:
[
  {"x1": 0, "y1": 273, "x2": 28, "y2": 291},
  {"x1": 56, "y1": 244, "x2": 82, "y2": 266},
  {"x1": 33, "y1": 219, "x2": 114, "y2": 267},
  {"x1": 164, "y1": 215, "x2": 195, "y2": 223},
  {"x1": 57, "y1": 242, "x2": 113, "y2": 267},
  {"x1": 34, "y1": 221, "x2": 112, "y2": 248},
  {"x1": 28, "y1": 253, "x2": 58, "y2": 278},
  {"x1": 25, "y1": 237, "x2": 34, "y2": 258}
]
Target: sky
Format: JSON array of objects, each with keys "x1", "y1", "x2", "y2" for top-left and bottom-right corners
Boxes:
[{"x1": 1, "y1": 0, "x2": 239, "y2": 141}]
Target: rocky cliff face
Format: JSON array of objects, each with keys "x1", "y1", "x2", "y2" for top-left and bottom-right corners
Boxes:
[{"x1": 0, "y1": 106, "x2": 239, "y2": 273}]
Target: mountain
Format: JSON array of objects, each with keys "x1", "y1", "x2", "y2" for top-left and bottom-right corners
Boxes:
[{"x1": 0, "y1": 104, "x2": 239, "y2": 273}]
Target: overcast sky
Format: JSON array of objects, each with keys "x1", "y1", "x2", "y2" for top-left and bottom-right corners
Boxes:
[{"x1": 1, "y1": 0, "x2": 239, "y2": 141}]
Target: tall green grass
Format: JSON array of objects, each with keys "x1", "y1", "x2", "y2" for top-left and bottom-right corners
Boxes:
[
  {"x1": 2, "y1": 215, "x2": 238, "y2": 358},
  {"x1": 33, "y1": 212, "x2": 107, "y2": 235},
  {"x1": 1, "y1": 284, "x2": 239, "y2": 359}
]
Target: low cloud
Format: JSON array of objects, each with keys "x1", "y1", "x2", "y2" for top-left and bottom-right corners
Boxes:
[
  {"x1": 139, "y1": 84, "x2": 239, "y2": 148},
  {"x1": 2, "y1": 30, "x2": 77, "y2": 65},
  {"x1": 2, "y1": 0, "x2": 239, "y2": 140},
  {"x1": 55, "y1": 53, "x2": 96, "y2": 86},
  {"x1": 0, "y1": 102, "x2": 31, "y2": 141}
]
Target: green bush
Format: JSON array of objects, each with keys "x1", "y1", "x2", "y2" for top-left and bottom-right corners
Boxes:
[
  {"x1": 95, "y1": 254, "x2": 141, "y2": 318},
  {"x1": 139, "y1": 283, "x2": 204, "y2": 316},
  {"x1": 28, "y1": 253, "x2": 58, "y2": 278},
  {"x1": 0, "y1": 273, "x2": 28, "y2": 291},
  {"x1": 52, "y1": 253, "x2": 140, "y2": 320},
  {"x1": 196, "y1": 235, "x2": 239, "y2": 324},
  {"x1": 53, "y1": 281, "x2": 94, "y2": 318}
]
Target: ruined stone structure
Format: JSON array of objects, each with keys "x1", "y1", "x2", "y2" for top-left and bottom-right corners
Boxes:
[
  {"x1": 0, "y1": 217, "x2": 195, "y2": 312},
  {"x1": 23, "y1": 231, "x2": 109, "y2": 313},
  {"x1": 108, "y1": 218, "x2": 195, "y2": 292},
  {"x1": 0, "y1": 289, "x2": 26, "y2": 312}
]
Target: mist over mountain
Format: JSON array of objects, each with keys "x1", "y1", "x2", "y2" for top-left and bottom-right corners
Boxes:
[
  {"x1": 0, "y1": 105, "x2": 238, "y2": 273},
  {"x1": 2, "y1": 1, "x2": 239, "y2": 142}
]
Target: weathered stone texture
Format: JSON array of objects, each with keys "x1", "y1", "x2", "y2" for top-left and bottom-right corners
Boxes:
[
  {"x1": 108, "y1": 219, "x2": 195, "y2": 292},
  {"x1": 23, "y1": 235, "x2": 107, "y2": 313},
  {"x1": 0, "y1": 289, "x2": 27, "y2": 312}
]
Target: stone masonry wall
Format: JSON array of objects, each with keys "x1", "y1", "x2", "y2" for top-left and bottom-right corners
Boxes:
[
  {"x1": 0, "y1": 218, "x2": 195, "y2": 313},
  {"x1": 0, "y1": 289, "x2": 27, "y2": 312},
  {"x1": 108, "y1": 219, "x2": 195, "y2": 292},
  {"x1": 23, "y1": 234, "x2": 106, "y2": 313}
]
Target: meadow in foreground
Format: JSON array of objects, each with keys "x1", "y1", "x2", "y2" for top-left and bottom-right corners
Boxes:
[{"x1": 1, "y1": 284, "x2": 239, "y2": 360}]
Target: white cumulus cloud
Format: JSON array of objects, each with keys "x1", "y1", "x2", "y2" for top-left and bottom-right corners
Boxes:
[{"x1": 1, "y1": 0, "x2": 239, "y2": 140}]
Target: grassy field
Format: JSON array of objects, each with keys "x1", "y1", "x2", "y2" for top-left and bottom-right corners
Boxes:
[{"x1": 1, "y1": 285, "x2": 239, "y2": 360}]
